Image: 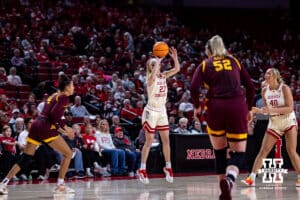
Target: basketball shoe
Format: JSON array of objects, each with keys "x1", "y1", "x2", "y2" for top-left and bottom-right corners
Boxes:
[
  {"x1": 241, "y1": 176, "x2": 255, "y2": 187},
  {"x1": 0, "y1": 183, "x2": 7, "y2": 195},
  {"x1": 53, "y1": 184, "x2": 75, "y2": 194},
  {"x1": 137, "y1": 169, "x2": 149, "y2": 184},
  {"x1": 163, "y1": 167, "x2": 174, "y2": 183},
  {"x1": 219, "y1": 178, "x2": 233, "y2": 200}
]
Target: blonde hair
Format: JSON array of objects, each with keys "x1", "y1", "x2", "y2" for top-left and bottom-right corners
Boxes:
[
  {"x1": 99, "y1": 119, "x2": 109, "y2": 133},
  {"x1": 146, "y1": 58, "x2": 158, "y2": 78},
  {"x1": 205, "y1": 35, "x2": 228, "y2": 57},
  {"x1": 270, "y1": 68, "x2": 284, "y2": 84}
]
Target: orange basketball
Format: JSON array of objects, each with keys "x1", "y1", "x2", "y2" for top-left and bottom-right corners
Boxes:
[{"x1": 153, "y1": 42, "x2": 169, "y2": 58}]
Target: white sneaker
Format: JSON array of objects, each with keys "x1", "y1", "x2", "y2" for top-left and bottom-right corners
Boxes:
[
  {"x1": 0, "y1": 183, "x2": 8, "y2": 195},
  {"x1": 20, "y1": 174, "x2": 28, "y2": 181},
  {"x1": 94, "y1": 165, "x2": 106, "y2": 174},
  {"x1": 37, "y1": 175, "x2": 46, "y2": 180},
  {"x1": 86, "y1": 171, "x2": 94, "y2": 177},
  {"x1": 50, "y1": 164, "x2": 60, "y2": 172},
  {"x1": 128, "y1": 172, "x2": 134, "y2": 177},
  {"x1": 11, "y1": 176, "x2": 19, "y2": 182},
  {"x1": 53, "y1": 184, "x2": 75, "y2": 194}
]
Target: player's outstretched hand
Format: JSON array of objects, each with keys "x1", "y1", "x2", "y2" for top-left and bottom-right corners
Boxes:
[{"x1": 169, "y1": 47, "x2": 177, "y2": 60}]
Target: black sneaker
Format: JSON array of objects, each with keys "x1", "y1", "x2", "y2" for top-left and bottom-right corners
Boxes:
[
  {"x1": 66, "y1": 171, "x2": 76, "y2": 179},
  {"x1": 219, "y1": 178, "x2": 233, "y2": 200},
  {"x1": 76, "y1": 171, "x2": 86, "y2": 179}
]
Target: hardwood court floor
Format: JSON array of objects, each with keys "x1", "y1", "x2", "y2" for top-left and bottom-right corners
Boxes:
[{"x1": 1, "y1": 172, "x2": 300, "y2": 200}]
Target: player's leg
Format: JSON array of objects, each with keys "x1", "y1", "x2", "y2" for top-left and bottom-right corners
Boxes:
[
  {"x1": 241, "y1": 131, "x2": 277, "y2": 186},
  {"x1": 137, "y1": 109, "x2": 157, "y2": 184},
  {"x1": 157, "y1": 110, "x2": 173, "y2": 183},
  {"x1": 47, "y1": 135, "x2": 74, "y2": 193},
  {"x1": 284, "y1": 126, "x2": 300, "y2": 186},
  {"x1": 0, "y1": 142, "x2": 37, "y2": 195},
  {"x1": 209, "y1": 134, "x2": 228, "y2": 181},
  {"x1": 158, "y1": 129, "x2": 173, "y2": 183}
]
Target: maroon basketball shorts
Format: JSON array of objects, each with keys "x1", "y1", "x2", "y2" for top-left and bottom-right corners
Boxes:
[
  {"x1": 27, "y1": 118, "x2": 59, "y2": 145},
  {"x1": 206, "y1": 96, "x2": 248, "y2": 141}
]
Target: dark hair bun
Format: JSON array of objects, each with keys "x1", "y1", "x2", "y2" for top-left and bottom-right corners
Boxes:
[{"x1": 58, "y1": 73, "x2": 71, "y2": 91}]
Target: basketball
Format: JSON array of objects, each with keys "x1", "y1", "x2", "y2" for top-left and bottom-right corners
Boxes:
[{"x1": 153, "y1": 42, "x2": 169, "y2": 58}]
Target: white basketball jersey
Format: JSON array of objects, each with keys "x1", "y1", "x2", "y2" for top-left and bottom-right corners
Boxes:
[
  {"x1": 264, "y1": 83, "x2": 285, "y2": 109},
  {"x1": 147, "y1": 75, "x2": 167, "y2": 108}
]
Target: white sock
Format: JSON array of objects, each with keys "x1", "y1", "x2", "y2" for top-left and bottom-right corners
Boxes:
[
  {"x1": 226, "y1": 169, "x2": 238, "y2": 181},
  {"x1": 165, "y1": 162, "x2": 172, "y2": 168},
  {"x1": 140, "y1": 163, "x2": 146, "y2": 170},
  {"x1": 86, "y1": 168, "x2": 91, "y2": 173},
  {"x1": 249, "y1": 172, "x2": 256, "y2": 181},
  {"x1": 57, "y1": 178, "x2": 64, "y2": 186},
  {"x1": 1, "y1": 178, "x2": 9, "y2": 186},
  {"x1": 298, "y1": 174, "x2": 300, "y2": 180}
]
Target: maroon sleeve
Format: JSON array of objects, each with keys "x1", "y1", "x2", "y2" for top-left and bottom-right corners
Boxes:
[
  {"x1": 190, "y1": 61, "x2": 204, "y2": 108},
  {"x1": 49, "y1": 95, "x2": 69, "y2": 128},
  {"x1": 240, "y1": 66, "x2": 255, "y2": 110}
]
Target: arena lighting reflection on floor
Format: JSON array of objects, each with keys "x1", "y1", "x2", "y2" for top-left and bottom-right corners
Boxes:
[{"x1": 2, "y1": 172, "x2": 300, "y2": 200}]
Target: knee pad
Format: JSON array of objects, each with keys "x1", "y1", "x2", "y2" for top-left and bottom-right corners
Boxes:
[
  {"x1": 17, "y1": 154, "x2": 34, "y2": 169},
  {"x1": 214, "y1": 148, "x2": 227, "y2": 174},
  {"x1": 227, "y1": 151, "x2": 245, "y2": 169}
]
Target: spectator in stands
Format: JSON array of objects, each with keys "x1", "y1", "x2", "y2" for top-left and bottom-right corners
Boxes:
[
  {"x1": 110, "y1": 115, "x2": 128, "y2": 136},
  {"x1": 11, "y1": 117, "x2": 24, "y2": 139},
  {"x1": 190, "y1": 121, "x2": 204, "y2": 134},
  {"x1": 0, "y1": 95, "x2": 12, "y2": 113},
  {"x1": 173, "y1": 117, "x2": 191, "y2": 134},
  {"x1": 37, "y1": 93, "x2": 48, "y2": 115},
  {"x1": 120, "y1": 99, "x2": 140, "y2": 121},
  {"x1": 123, "y1": 32, "x2": 135, "y2": 53},
  {"x1": 25, "y1": 50, "x2": 39, "y2": 70},
  {"x1": 63, "y1": 111, "x2": 74, "y2": 127},
  {"x1": 94, "y1": 115, "x2": 101, "y2": 130},
  {"x1": 10, "y1": 49, "x2": 25, "y2": 75},
  {"x1": 81, "y1": 123, "x2": 108, "y2": 177},
  {"x1": 95, "y1": 119, "x2": 126, "y2": 176},
  {"x1": 136, "y1": 129, "x2": 161, "y2": 151},
  {"x1": 114, "y1": 85, "x2": 125, "y2": 102},
  {"x1": 70, "y1": 95, "x2": 90, "y2": 117},
  {"x1": 24, "y1": 103, "x2": 38, "y2": 119},
  {"x1": 0, "y1": 111, "x2": 9, "y2": 132},
  {"x1": 8, "y1": 109, "x2": 21, "y2": 128},
  {"x1": 113, "y1": 126, "x2": 141, "y2": 177},
  {"x1": 122, "y1": 74, "x2": 135, "y2": 90},
  {"x1": 16, "y1": 118, "x2": 33, "y2": 181},
  {"x1": 7, "y1": 67, "x2": 22, "y2": 86},
  {"x1": 178, "y1": 92, "x2": 194, "y2": 119},
  {"x1": 0, "y1": 125, "x2": 18, "y2": 181},
  {"x1": 108, "y1": 73, "x2": 119, "y2": 91},
  {"x1": 22, "y1": 93, "x2": 36, "y2": 114},
  {"x1": 169, "y1": 116, "x2": 178, "y2": 133},
  {"x1": 24, "y1": 50, "x2": 39, "y2": 84},
  {"x1": 0, "y1": 68, "x2": 7, "y2": 87},
  {"x1": 60, "y1": 124, "x2": 85, "y2": 179}
]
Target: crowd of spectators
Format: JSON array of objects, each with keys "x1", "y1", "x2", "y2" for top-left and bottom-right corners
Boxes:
[{"x1": 0, "y1": 0, "x2": 300, "y2": 180}]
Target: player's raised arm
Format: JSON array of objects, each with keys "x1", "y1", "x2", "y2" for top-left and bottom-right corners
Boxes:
[{"x1": 164, "y1": 47, "x2": 180, "y2": 79}]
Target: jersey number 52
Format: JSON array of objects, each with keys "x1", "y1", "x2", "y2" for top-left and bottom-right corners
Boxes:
[{"x1": 213, "y1": 59, "x2": 233, "y2": 72}]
